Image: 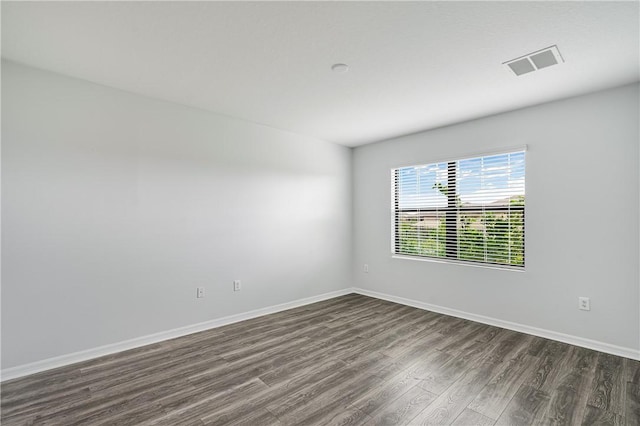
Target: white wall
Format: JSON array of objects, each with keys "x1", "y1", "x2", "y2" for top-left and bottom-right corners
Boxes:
[
  {"x1": 3, "y1": 59, "x2": 638, "y2": 373},
  {"x1": 353, "y1": 84, "x2": 640, "y2": 354},
  {"x1": 1, "y1": 61, "x2": 352, "y2": 369}
]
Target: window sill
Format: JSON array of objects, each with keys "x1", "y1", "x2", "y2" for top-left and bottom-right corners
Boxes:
[{"x1": 391, "y1": 254, "x2": 525, "y2": 272}]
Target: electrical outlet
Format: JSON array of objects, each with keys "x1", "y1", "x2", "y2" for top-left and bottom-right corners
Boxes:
[
  {"x1": 233, "y1": 280, "x2": 241, "y2": 291},
  {"x1": 363, "y1": 264, "x2": 369, "y2": 273},
  {"x1": 578, "y1": 297, "x2": 590, "y2": 311},
  {"x1": 196, "y1": 287, "x2": 205, "y2": 298}
]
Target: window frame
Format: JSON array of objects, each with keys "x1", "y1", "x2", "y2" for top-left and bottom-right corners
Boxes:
[{"x1": 391, "y1": 147, "x2": 526, "y2": 270}]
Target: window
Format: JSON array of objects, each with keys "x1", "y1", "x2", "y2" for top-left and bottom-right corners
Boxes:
[{"x1": 392, "y1": 150, "x2": 525, "y2": 268}]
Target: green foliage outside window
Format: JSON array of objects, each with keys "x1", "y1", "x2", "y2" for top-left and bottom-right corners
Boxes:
[{"x1": 396, "y1": 195, "x2": 524, "y2": 267}]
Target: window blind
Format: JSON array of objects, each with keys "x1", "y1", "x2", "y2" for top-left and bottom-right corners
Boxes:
[{"x1": 393, "y1": 150, "x2": 525, "y2": 268}]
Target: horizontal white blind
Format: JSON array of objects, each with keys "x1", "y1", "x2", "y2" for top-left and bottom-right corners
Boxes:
[{"x1": 393, "y1": 150, "x2": 525, "y2": 267}]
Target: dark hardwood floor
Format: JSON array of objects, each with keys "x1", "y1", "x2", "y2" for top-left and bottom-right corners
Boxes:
[{"x1": 2, "y1": 294, "x2": 639, "y2": 425}]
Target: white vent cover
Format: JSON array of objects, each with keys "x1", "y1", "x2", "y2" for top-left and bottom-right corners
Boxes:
[{"x1": 504, "y1": 45, "x2": 564, "y2": 76}]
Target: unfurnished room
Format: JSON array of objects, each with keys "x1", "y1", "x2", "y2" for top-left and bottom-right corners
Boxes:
[{"x1": 1, "y1": 1, "x2": 639, "y2": 425}]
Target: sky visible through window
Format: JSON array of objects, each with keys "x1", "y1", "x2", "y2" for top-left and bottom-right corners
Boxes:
[{"x1": 397, "y1": 152, "x2": 525, "y2": 209}]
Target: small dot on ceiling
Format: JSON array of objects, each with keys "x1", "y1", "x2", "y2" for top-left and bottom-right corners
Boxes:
[{"x1": 331, "y1": 63, "x2": 349, "y2": 73}]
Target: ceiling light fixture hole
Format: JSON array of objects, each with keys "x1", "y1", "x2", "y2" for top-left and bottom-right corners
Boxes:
[{"x1": 331, "y1": 63, "x2": 349, "y2": 73}]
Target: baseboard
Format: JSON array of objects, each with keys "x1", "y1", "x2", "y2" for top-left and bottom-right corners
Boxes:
[
  {"x1": 4, "y1": 286, "x2": 637, "y2": 382},
  {"x1": 0, "y1": 288, "x2": 353, "y2": 382},
  {"x1": 353, "y1": 287, "x2": 640, "y2": 361}
]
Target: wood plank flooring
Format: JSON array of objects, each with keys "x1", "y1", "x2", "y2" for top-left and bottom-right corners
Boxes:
[{"x1": 2, "y1": 294, "x2": 639, "y2": 425}]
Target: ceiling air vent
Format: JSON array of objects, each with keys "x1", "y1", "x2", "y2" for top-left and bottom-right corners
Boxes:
[{"x1": 504, "y1": 45, "x2": 564, "y2": 76}]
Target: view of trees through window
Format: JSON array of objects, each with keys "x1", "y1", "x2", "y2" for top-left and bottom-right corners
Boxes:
[{"x1": 393, "y1": 151, "x2": 525, "y2": 267}]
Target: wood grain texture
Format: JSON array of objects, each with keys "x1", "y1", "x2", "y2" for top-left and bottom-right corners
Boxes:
[
  {"x1": 365, "y1": 384, "x2": 437, "y2": 425},
  {"x1": 467, "y1": 343, "x2": 536, "y2": 420},
  {"x1": 544, "y1": 346, "x2": 597, "y2": 425},
  {"x1": 494, "y1": 385, "x2": 551, "y2": 425},
  {"x1": 626, "y1": 381, "x2": 640, "y2": 426},
  {"x1": 451, "y1": 408, "x2": 495, "y2": 426},
  {"x1": 582, "y1": 405, "x2": 626, "y2": 426},
  {"x1": 2, "y1": 293, "x2": 638, "y2": 425},
  {"x1": 588, "y1": 352, "x2": 626, "y2": 416}
]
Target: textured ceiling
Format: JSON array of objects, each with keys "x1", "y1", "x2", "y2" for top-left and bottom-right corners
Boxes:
[{"x1": 2, "y1": 2, "x2": 639, "y2": 147}]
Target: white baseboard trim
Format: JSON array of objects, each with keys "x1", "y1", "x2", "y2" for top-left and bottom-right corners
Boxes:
[
  {"x1": 0, "y1": 288, "x2": 353, "y2": 382},
  {"x1": 353, "y1": 287, "x2": 640, "y2": 361},
  {"x1": 4, "y1": 286, "x2": 637, "y2": 381}
]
